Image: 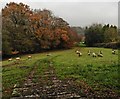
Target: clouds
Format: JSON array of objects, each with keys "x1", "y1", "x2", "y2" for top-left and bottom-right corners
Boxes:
[
  {"x1": 1, "y1": 0, "x2": 119, "y2": 2},
  {"x1": 28, "y1": 2, "x2": 118, "y2": 27},
  {"x1": 1, "y1": 1, "x2": 118, "y2": 27}
]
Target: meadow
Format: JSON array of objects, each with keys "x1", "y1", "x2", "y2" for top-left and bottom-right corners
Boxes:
[{"x1": 2, "y1": 47, "x2": 119, "y2": 98}]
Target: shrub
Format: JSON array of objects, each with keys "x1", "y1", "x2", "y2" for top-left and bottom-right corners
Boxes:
[{"x1": 93, "y1": 42, "x2": 119, "y2": 49}]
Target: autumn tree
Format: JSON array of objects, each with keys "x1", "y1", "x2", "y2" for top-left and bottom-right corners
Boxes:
[
  {"x1": 2, "y1": 2, "x2": 36, "y2": 55},
  {"x1": 29, "y1": 9, "x2": 73, "y2": 49},
  {"x1": 2, "y1": 2, "x2": 75, "y2": 56},
  {"x1": 68, "y1": 28, "x2": 79, "y2": 42},
  {"x1": 29, "y1": 9, "x2": 53, "y2": 49}
]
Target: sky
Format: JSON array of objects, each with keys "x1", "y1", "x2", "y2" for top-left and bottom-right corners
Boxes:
[{"x1": 0, "y1": 0, "x2": 119, "y2": 27}]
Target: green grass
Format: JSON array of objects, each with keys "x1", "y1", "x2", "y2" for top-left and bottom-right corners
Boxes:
[
  {"x1": 32, "y1": 57, "x2": 52, "y2": 83},
  {"x1": 52, "y1": 47, "x2": 119, "y2": 93},
  {"x1": 2, "y1": 52, "x2": 48, "y2": 98},
  {"x1": 2, "y1": 47, "x2": 119, "y2": 97}
]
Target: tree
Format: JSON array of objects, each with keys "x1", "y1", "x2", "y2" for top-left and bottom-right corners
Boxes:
[
  {"x1": 85, "y1": 24, "x2": 104, "y2": 46},
  {"x1": 2, "y1": 29, "x2": 12, "y2": 56},
  {"x1": 29, "y1": 9, "x2": 73, "y2": 49},
  {"x1": 2, "y1": 2, "x2": 74, "y2": 56},
  {"x1": 104, "y1": 25, "x2": 117, "y2": 43},
  {"x1": 2, "y1": 2, "x2": 37, "y2": 54}
]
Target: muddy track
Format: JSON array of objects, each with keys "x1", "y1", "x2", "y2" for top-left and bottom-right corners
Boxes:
[
  {"x1": 11, "y1": 60, "x2": 84, "y2": 99},
  {"x1": 11, "y1": 59, "x2": 119, "y2": 99}
]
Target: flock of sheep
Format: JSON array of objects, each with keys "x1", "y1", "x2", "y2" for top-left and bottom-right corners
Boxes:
[
  {"x1": 7, "y1": 49, "x2": 117, "y2": 61},
  {"x1": 8, "y1": 55, "x2": 32, "y2": 61},
  {"x1": 7, "y1": 53, "x2": 52, "y2": 62},
  {"x1": 75, "y1": 49, "x2": 116, "y2": 57}
]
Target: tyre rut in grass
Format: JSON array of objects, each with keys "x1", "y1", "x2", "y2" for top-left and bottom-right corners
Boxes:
[
  {"x1": 11, "y1": 58, "x2": 82, "y2": 98},
  {"x1": 11, "y1": 57, "x2": 119, "y2": 98}
]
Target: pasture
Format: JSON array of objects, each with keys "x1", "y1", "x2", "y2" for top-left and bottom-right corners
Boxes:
[{"x1": 2, "y1": 47, "x2": 119, "y2": 98}]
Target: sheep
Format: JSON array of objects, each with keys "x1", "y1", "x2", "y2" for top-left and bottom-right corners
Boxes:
[
  {"x1": 46, "y1": 53, "x2": 52, "y2": 56},
  {"x1": 28, "y1": 55, "x2": 32, "y2": 59},
  {"x1": 92, "y1": 52, "x2": 97, "y2": 57},
  {"x1": 16, "y1": 57, "x2": 20, "y2": 60},
  {"x1": 87, "y1": 50, "x2": 91, "y2": 56},
  {"x1": 75, "y1": 50, "x2": 80, "y2": 54},
  {"x1": 78, "y1": 52, "x2": 82, "y2": 57},
  {"x1": 14, "y1": 57, "x2": 21, "y2": 64},
  {"x1": 112, "y1": 49, "x2": 116, "y2": 54},
  {"x1": 88, "y1": 52, "x2": 91, "y2": 56},
  {"x1": 97, "y1": 53, "x2": 103, "y2": 57},
  {"x1": 96, "y1": 50, "x2": 103, "y2": 57},
  {"x1": 8, "y1": 58, "x2": 12, "y2": 61},
  {"x1": 75, "y1": 50, "x2": 82, "y2": 57}
]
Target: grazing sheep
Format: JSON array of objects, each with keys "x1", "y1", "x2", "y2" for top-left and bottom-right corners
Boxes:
[
  {"x1": 8, "y1": 58, "x2": 12, "y2": 61},
  {"x1": 88, "y1": 52, "x2": 91, "y2": 56},
  {"x1": 75, "y1": 50, "x2": 82, "y2": 57},
  {"x1": 28, "y1": 55, "x2": 32, "y2": 59},
  {"x1": 78, "y1": 52, "x2": 82, "y2": 57},
  {"x1": 100, "y1": 50, "x2": 103, "y2": 54},
  {"x1": 112, "y1": 49, "x2": 116, "y2": 54},
  {"x1": 87, "y1": 50, "x2": 91, "y2": 56},
  {"x1": 97, "y1": 53, "x2": 103, "y2": 57},
  {"x1": 88, "y1": 51, "x2": 91, "y2": 55},
  {"x1": 92, "y1": 52, "x2": 97, "y2": 57},
  {"x1": 47, "y1": 53, "x2": 52, "y2": 56},
  {"x1": 97, "y1": 50, "x2": 103, "y2": 57},
  {"x1": 16, "y1": 57, "x2": 21, "y2": 60},
  {"x1": 75, "y1": 50, "x2": 80, "y2": 54}
]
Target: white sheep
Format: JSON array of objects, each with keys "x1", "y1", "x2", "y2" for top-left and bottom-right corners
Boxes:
[
  {"x1": 87, "y1": 50, "x2": 91, "y2": 56},
  {"x1": 76, "y1": 51, "x2": 82, "y2": 57},
  {"x1": 8, "y1": 58, "x2": 12, "y2": 61},
  {"x1": 16, "y1": 57, "x2": 21, "y2": 60},
  {"x1": 92, "y1": 52, "x2": 97, "y2": 57},
  {"x1": 112, "y1": 49, "x2": 115, "y2": 54},
  {"x1": 78, "y1": 52, "x2": 82, "y2": 57},
  {"x1": 28, "y1": 55, "x2": 32, "y2": 59},
  {"x1": 97, "y1": 53, "x2": 103, "y2": 57},
  {"x1": 97, "y1": 51, "x2": 103, "y2": 57},
  {"x1": 47, "y1": 53, "x2": 52, "y2": 56},
  {"x1": 88, "y1": 52, "x2": 91, "y2": 56},
  {"x1": 76, "y1": 50, "x2": 80, "y2": 54}
]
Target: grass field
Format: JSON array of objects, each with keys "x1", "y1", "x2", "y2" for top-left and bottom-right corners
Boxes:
[{"x1": 2, "y1": 47, "x2": 119, "y2": 98}]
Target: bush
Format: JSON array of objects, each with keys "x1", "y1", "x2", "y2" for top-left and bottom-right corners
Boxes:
[{"x1": 93, "y1": 42, "x2": 119, "y2": 49}]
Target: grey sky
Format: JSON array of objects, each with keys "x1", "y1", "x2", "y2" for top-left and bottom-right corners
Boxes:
[{"x1": 1, "y1": 1, "x2": 118, "y2": 27}]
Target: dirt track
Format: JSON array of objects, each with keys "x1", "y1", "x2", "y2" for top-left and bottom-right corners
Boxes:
[
  {"x1": 11, "y1": 63, "x2": 85, "y2": 99},
  {"x1": 11, "y1": 61, "x2": 119, "y2": 99}
]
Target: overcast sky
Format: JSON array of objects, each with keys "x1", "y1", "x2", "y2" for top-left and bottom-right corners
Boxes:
[{"x1": 0, "y1": 0, "x2": 118, "y2": 27}]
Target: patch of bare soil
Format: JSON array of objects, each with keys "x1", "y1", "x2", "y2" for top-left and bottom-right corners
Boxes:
[{"x1": 11, "y1": 64, "x2": 119, "y2": 99}]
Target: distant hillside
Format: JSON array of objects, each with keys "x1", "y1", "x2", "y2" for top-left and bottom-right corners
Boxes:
[{"x1": 71, "y1": 27, "x2": 85, "y2": 35}]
